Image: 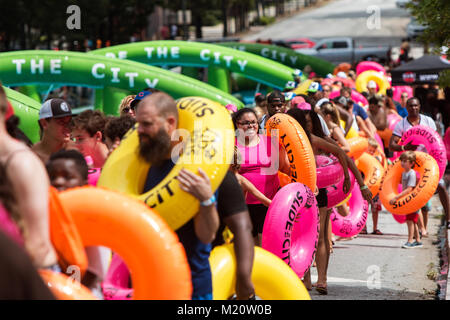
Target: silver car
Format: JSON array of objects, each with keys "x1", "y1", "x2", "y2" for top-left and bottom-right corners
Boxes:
[
  {"x1": 406, "y1": 17, "x2": 427, "y2": 39},
  {"x1": 396, "y1": 0, "x2": 410, "y2": 8}
]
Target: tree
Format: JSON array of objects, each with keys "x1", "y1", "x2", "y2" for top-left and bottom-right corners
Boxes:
[{"x1": 407, "y1": 0, "x2": 450, "y2": 87}]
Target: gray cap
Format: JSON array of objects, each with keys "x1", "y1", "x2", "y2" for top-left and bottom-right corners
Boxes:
[
  {"x1": 39, "y1": 99, "x2": 72, "y2": 120},
  {"x1": 337, "y1": 96, "x2": 348, "y2": 106}
]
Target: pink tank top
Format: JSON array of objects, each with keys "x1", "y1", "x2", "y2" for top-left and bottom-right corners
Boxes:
[
  {"x1": 236, "y1": 135, "x2": 280, "y2": 204},
  {"x1": 0, "y1": 203, "x2": 24, "y2": 246}
]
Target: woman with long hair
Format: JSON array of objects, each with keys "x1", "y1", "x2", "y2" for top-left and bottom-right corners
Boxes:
[
  {"x1": 286, "y1": 108, "x2": 372, "y2": 295},
  {"x1": 232, "y1": 108, "x2": 290, "y2": 246}
]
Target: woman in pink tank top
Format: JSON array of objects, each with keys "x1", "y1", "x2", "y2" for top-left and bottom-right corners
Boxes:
[{"x1": 233, "y1": 108, "x2": 290, "y2": 245}]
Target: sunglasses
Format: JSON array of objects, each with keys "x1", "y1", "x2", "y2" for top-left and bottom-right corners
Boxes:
[
  {"x1": 122, "y1": 106, "x2": 134, "y2": 113},
  {"x1": 237, "y1": 121, "x2": 258, "y2": 127}
]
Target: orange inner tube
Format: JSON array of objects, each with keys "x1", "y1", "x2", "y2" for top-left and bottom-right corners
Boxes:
[
  {"x1": 39, "y1": 269, "x2": 97, "y2": 300},
  {"x1": 58, "y1": 186, "x2": 192, "y2": 299},
  {"x1": 379, "y1": 152, "x2": 439, "y2": 215},
  {"x1": 266, "y1": 113, "x2": 316, "y2": 192},
  {"x1": 355, "y1": 152, "x2": 385, "y2": 197},
  {"x1": 347, "y1": 137, "x2": 368, "y2": 160}
]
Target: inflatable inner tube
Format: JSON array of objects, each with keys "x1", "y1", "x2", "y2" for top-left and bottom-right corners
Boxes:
[
  {"x1": 326, "y1": 170, "x2": 356, "y2": 209},
  {"x1": 39, "y1": 269, "x2": 97, "y2": 300},
  {"x1": 379, "y1": 151, "x2": 439, "y2": 215},
  {"x1": 397, "y1": 125, "x2": 447, "y2": 180},
  {"x1": 330, "y1": 184, "x2": 369, "y2": 237},
  {"x1": 210, "y1": 244, "x2": 311, "y2": 300},
  {"x1": 98, "y1": 96, "x2": 234, "y2": 230},
  {"x1": 266, "y1": 113, "x2": 316, "y2": 192},
  {"x1": 261, "y1": 183, "x2": 319, "y2": 278},
  {"x1": 316, "y1": 155, "x2": 344, "y2": 189},
  {"x1": 59, "y1": 186, "x2": 192, "y2": 299},
  {"x1": 355, "y1": 70, "x2": 390, "y2": 95},
  {"x1": 356, "y1": 152, "x2": 385, "y2": 197}
]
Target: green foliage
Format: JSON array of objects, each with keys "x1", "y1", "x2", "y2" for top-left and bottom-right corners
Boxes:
[
  {"x1": 0, "y1": 0, "x2": 158, "y2": 50},
  {"x1": 407, "y1": 0, "x2": 450, "y2": 47},
  {"x1": 407, "y1": 0, "x2": 450, "y2": 87},
  {"x1": 203, "y1": 10, "x2": 222, "y2": 26},
  {"x1": 251, "y1": 16, "x2": 276, "y2": 26}
]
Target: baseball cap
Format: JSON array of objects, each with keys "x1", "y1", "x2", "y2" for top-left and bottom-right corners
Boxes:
[
  {"x1": 284, "y1": 81, "x2": 296, "y2": 90},
  {"x1": 316, "y1": 98, "x2": 330, "y2": 109},
  {"x1": 291, "y1": 96, "x2": 305, "y2": 107},
  {"x1": 297, "y1": 102, "x2": 312, "y2": 111},
  {"x1": 130, "y1": 90, "x2": 152, "y2": 108},
  {"x1": 284, "y1": 92, "x2": 296, "y2": 101},
  {"x1": 39, "y1": 99, "x2": 72, "y2": 120},
  {"x1": 337, "y1": 96, "x2": 348, "y2": 106},
  {"x1": 307, "y1": 82, "x2": 322, "y2": 93},
  {"x1": 367, "y1": 80, "x2": 377, "y2": 88}
]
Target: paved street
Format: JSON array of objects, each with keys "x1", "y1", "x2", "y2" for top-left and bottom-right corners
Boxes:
[
  {"x1": 309, "y1": 195, "x2": 442, "y2": 300},
  {"x1": 241, "y1": 0, "x2": 424, "y2": 59}
]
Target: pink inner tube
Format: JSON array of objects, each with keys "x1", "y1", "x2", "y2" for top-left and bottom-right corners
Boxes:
[
  {"x1": 88, "y1": 168, "x2": 101, "y2": 186},
  {"x1": 329, "y1": 89, "x2": 368, "y2": 107},
  {"x1": 316, "y1": 155, "x2": 344, "y2": 189},
  {"x1": 444, "y1": 127, "x2": 450, "y2": 161},
  {"x1": 102, "y1": 254, "x2": 133, "y2": 300},
  {"x1": 392, "y1": 86, "x2": 413, "y2": 103},
  {"x1": 387, "y1": 113, "x2": 402, "y2": 131},
  {"x1": 398, "y1": 125, "x2": 447, "y2": 179},
  {"x1": 330, "y1": 183, "x2": 370, "y2": 237},
  {"x1": 356, "y1": 61, "x2": 385, "y2": 76},
  {"x1": 374, "y1": 132, "x2": 384, "y2": 149},
  {"x1": 321, "y1": 77, "x2": 355, "y2": 89},
  {"x1": 262, "y1": 183, "x2": 319, "y2": 279},
  {"x1": 326, "y1": 170, "x2": 356, "y2": 209}
]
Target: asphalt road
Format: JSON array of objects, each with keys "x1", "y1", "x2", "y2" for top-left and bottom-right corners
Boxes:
[
  {"x1": 308, "y1": 195, "x2": 442, "y2": 300},
  {"x1": 242, "y1": 0, "x2": 423, "y2": 59}
]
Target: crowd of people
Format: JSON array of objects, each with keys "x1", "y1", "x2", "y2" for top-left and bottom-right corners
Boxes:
[{"x1": 0, "y1": 58, "x2": 450, "y2": 300}]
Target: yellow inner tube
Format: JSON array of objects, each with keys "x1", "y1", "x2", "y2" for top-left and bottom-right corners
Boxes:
[
  {"x1": 355, "y1": 70, "x2": 390, "y2": 95},
  {"x1": 98, "y1": 96, "x2": 235, "y2": 230},
  {"x1": 340, "y1": 119, "x2": 359, "y2": 139},
  {"x1": 293, "y1": 79, "x2": 312, "y2": 95},
  {"x1": 210, "y1": 244, "x2": 311, "y2": 300}
]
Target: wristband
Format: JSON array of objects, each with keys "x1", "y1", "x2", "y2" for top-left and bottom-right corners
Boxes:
[
  {"x1": 360, "y1": 185, "x2": 369, "y2": 191},
  {"x1": 200, "y1": 194, "x2": 216, "y2": 207}
]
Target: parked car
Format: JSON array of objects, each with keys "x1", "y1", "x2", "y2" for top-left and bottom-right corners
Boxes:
[
  {"x1": 274, "y1": 38, "x2": 316, "y2": 50},
  {"x1": 294, "y1": 37, "x2": 391, "y2": 64},
  {"x1": 406, "y1": 17, "x2": 427, "y2": 39},
  {"x1": 396, "y1": 0, "x2": 411, "y2": 8}
]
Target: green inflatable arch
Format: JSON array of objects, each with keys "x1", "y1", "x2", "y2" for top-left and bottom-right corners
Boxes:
[
  {"x1": 3, "y1": 86, "x2": 41, "y2": 143},
  {"x1": 0, "y1": 50, "x2": 244, "y2": 114},
  {"x1": 92, "y1": 41, "x2": 297, "y2": 91},
  {"x1": 219, "y1": 42, "x2": 335, "y2": 78}
]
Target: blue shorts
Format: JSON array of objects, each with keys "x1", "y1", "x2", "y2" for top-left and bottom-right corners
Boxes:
[{"x1": 192, "y1": 293, "x2": 213, "y2": 300}]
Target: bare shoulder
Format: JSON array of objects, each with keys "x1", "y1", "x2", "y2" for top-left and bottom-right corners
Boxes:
[{"x1": 6, "y1": 146, "x2": 49, "y2": 185}]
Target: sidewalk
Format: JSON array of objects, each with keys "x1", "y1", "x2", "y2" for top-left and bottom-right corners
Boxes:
[{"x1": 309, "y1": 194, "x2": 443, "y2": 300}]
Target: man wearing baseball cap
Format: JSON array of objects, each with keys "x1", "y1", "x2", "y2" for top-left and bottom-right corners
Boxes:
[
  {"x1": 129, "y1": 89, "x2": 155, "y2": 110},
  {"x1": 32, "y1": 98, "x2": 73, "y2": 163}
]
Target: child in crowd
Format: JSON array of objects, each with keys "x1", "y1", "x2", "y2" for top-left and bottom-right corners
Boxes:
[
  {"x1": 104, "y1": 114, "x2": 136, "y2": 154},
  {"x1": 46, "y1": 149, "x2": 111, "y2": 298},
  {"x1": 362, "y1": 137, "x2": 384, "y2": 235},
  {"x1": 389, "y1": 151, "x2": 422, "y2": 248}
]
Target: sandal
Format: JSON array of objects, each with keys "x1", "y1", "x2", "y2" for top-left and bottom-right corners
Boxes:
[
  {"x1": 371, "y1": 229, "x2": 383, "y2": 235},
  {"x1": 315, "y1": 284, "x2": 328, "y2": 295},
  {"x1": 360, "y1": 228, "x2": 367, "y2": 234}
]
